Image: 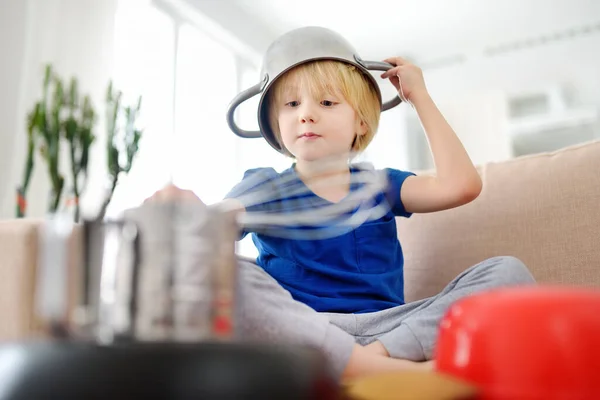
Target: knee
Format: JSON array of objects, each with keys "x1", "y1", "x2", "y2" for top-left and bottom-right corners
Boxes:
[{"x1": 478, "y1": 256, "x2": 536, "y2": 286}]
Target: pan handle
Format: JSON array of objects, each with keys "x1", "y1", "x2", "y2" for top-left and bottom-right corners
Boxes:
[
  {"x1": 226, "y1": 74, "x2": 268, "y2": 139},
  {"x1": 356, "y1": 57, "x2": 403, "y2": 111}
]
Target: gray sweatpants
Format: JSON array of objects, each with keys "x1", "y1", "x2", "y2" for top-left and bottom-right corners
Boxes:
[{"x1": 236, "y1": 256, "x2": 536, "y2": 379}]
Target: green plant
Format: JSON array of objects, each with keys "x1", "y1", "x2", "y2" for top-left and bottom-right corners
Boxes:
[
  {"x1": 16, "y1": 96, "x2": 39, "y2": 218},
  {"x1": 33, "y1": 64, "x2": 66, "y2": 214},
  {"x1": 63, "y1": 77, "x2": 96, "y2": 222},
  {"x1": 18, "y1": 64, "x2": 141, "y2": 222},
  {"x1": 97, "y1": 81, "x2": 143, "y2": 220}
]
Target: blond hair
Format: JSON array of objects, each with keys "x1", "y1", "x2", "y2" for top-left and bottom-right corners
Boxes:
[{"x1": 266, "y1": 60, "x2": 380, "y2": 157}]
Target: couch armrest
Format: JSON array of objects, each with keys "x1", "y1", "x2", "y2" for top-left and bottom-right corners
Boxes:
[{"x1": 0, "y1": 219, "x2": 46, "y2": 340}]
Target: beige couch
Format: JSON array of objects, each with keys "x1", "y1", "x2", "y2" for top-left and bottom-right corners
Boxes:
[{"x1": 1, "y1": 139, "x2": 599, "y2": 341}]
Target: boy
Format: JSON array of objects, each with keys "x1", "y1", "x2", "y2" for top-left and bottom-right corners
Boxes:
[{"x1": 147, "y1": 56, "x2": 535, "y2": 380}]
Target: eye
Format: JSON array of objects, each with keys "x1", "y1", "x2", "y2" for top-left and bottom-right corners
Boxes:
[
  {"x1": 285, "y1": 101, "x2": 299, "y2": 107},
  {"x1": 321, "y1": 100, "x2": 335, "y2": 107}
]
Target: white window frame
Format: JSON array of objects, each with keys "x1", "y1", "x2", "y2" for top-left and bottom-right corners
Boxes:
[{"x1": 151, "y1": 0, "x2": 266, "y2": 182}]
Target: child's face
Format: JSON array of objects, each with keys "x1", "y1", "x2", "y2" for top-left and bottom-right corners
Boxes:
[{"x1": 274, "y1": 79, "x2": 365, "y2": 163}]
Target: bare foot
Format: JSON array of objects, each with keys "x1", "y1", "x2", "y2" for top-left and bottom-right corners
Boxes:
[
  {"x1": 342, "y1": 344, "x2": 431, "y2": 380},
  {"x1": 364, "y1": 340, "x2": 390, "y2": 357},
  {"x1": 419, "y1": 360, "x2": 435, "y2": 371}
]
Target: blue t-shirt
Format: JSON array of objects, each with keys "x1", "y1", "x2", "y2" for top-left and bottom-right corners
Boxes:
[{"x1": 225, "y1": 163, "x2": 415, "y2": 314}]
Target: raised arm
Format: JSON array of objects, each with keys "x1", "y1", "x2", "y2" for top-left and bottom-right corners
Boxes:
[{"x1": 381, "y1": 57, "x2": 482, "y2": 214}]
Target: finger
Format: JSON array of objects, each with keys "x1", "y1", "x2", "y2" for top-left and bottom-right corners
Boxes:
[
  {"x1": 384, "y1": 56, "x2": 408, "y2": 67},
  {"x1": 144, "y1": 189, "x2": 163, "y2": 203},
  {"x1": 383, "y1": 57, "x2": 398, "y2": 66},
  {"x1": 166, "y1": 186, "x2": 202, "y2": 203},
  {"x1": 180, "y1": 189, "x2": 201, "y2": 202},
  {"x1": 380, "y1": 66, "x2": 401, "y2": 79},
  {"x1": 380, "y1": 66, "x2": 397, "y2": 79},
  {"x1": 147, "y1": 184, "x2": 178, "y2": 202}
]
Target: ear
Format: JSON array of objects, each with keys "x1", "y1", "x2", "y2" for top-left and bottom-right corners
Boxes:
[{"x1": 356, "y1": 120, "x2": 368, "y2": 136}]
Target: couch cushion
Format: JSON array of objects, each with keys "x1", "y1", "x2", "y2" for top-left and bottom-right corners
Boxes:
[
  {"x1": 398, "y1": 139, "x2": 600, "y2": 302},
  {"x1": 0, "y1": 218, "x2": 83, "y2": 340},
  {"x1": 0, "y1": 219, "x2": 42, "y2": 339}
]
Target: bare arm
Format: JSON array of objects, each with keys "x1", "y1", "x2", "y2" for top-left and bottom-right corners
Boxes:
[
  {"x1": 401, "y1": 91, "x2": 482, "y2": 213},
  {"x1": 381, "y1": 57, "x2": 482, "y2": 214},
  {"x1": 217, "y1": 198, "x2": 247, "y2": 214}
]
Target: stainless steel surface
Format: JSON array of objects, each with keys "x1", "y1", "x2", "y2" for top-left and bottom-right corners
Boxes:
[
  {"x1": 226, "y1": 26, "x2": 402, "y2": 153},
  {"x1": 38, "y1": 201, "x2": 239, "y2": 344}
]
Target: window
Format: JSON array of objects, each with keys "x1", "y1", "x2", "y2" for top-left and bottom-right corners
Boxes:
[
  {"x1": 172, "y1": 23, "x2": 238, "y2": 204},
  {"x1": 109, "y1": 0, "x2": 261, "y2": 210},
  {"x1": 110, "y1": 1, "x2": 412, "y2": 259},
  {"x1": 110, "y1": 0, "x2": 277, "y2": 257},
  {"x1": 109, "y1": 0, "x2": 175, "y2": 214},
  {"x1": 233, "y1": 66, "x2": 291, "y2": 174}
]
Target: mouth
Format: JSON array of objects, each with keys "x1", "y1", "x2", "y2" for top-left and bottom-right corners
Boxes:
[{"x1": 298, "y1": 132, "x2": 321, "y2": 139}]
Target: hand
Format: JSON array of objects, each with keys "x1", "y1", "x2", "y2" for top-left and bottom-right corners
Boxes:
[
  {"x1": 144, "y1": 183, "x2": 205, "y2": 205},
  {"x1": 380, "y1": 57, "x2": 428, "y2": 104}
]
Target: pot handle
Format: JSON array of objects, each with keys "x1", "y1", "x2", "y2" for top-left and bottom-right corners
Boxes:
[
  {"x1": 226, "y1": 58, "x2": 403, "y2": 139},
  {"x1": 358, "y1": 58, "x2": 403, "y2": 111},
  {"x1": 226, "y1": 74, "x2": 268, "y2": 139}
]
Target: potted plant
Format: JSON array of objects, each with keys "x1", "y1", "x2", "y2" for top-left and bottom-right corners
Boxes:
[{"x1": 18, "y1": 64, "x2": 143, "y2": 222}]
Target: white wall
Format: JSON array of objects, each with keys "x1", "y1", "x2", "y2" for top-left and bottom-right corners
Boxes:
[
  {"x1": 0, "y1": 0, "x2": 118, "y2": 220},
  {"x1": 182, "y1": 0, "x2": 274, "y2": 61},
  {"x1": 0, "y1": 0, "x2": 29, "y2": 219},
  {"x1": 0, "y1": 0, "x2": 283, "y2": 221},
  {"x1": 3, "y1": 1, "x2": 598, "y2": 219},
  {"x1": 417, "y1": 33, "x2": 600, "y2": 166}
]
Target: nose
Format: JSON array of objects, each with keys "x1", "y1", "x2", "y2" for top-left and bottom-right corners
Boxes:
[
  {"x1": 298, "y1": 101, "x2": 318, "y2": 124},
  {"x1": 300, "y1": 114, "x2": 314, "y2": 124}
]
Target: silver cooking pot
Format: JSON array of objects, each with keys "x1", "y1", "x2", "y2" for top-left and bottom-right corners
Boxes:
[
  {"x1": 36, "y1": 201, "x2": 239, "y2": 344},
  {"x1": 21, "y1": 203, "x2": 339, "y2": 400},
  {"x1": 226, "y1": 26, "x2": 402, "y2": 154}
]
